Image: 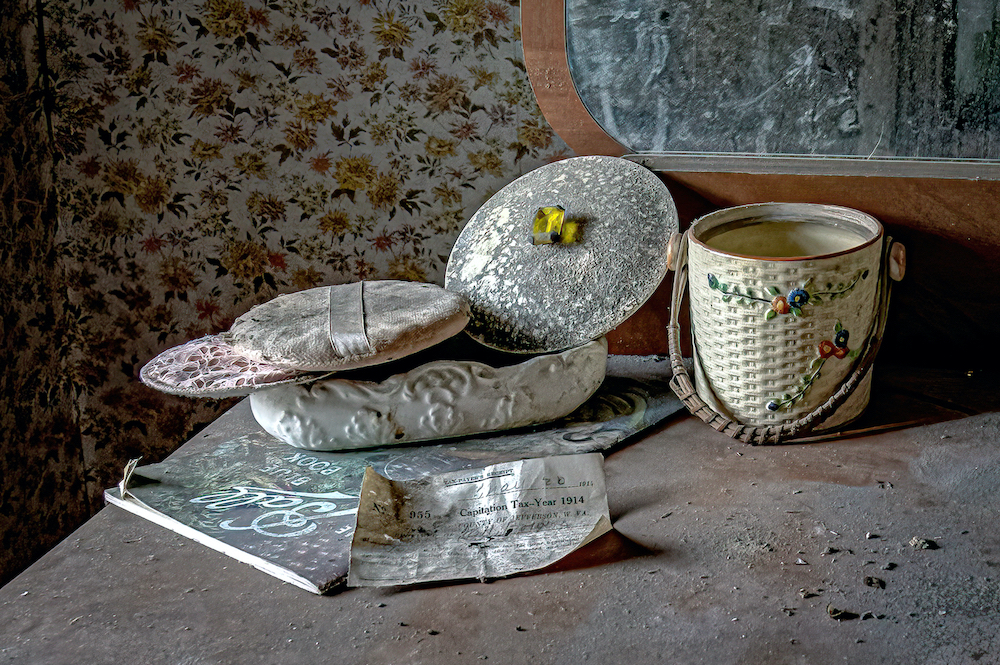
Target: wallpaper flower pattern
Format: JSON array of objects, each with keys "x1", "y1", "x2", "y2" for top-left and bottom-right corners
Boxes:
[{"x1": 2, "y1": 0, "x2": 570, "y2": 581}]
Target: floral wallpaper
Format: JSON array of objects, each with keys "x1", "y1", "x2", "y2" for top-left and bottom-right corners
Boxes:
[{"x1": 1, "y1": 0, "x2": 570, "y2": 581}]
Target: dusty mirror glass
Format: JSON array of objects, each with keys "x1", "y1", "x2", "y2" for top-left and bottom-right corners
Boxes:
[{"x1": 566, "y1": 0, "x2": 1000, "y2": 163}]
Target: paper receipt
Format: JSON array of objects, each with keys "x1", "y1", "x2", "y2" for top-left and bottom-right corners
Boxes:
[{"x1": 347, "y1": 454, "x2": 611, "y2": 586}]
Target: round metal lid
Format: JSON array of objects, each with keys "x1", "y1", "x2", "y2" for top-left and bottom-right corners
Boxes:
[{"x1": 445, "y1": 156, "x2": 678, "y2": 353}]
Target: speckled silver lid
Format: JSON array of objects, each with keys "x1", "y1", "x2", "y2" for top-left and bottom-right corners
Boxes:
[{"x1": 445, "y1": 156, "x2": 678, "y2": 353}]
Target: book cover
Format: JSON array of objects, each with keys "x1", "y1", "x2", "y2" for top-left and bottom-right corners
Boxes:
[{"x1": 105, "y1": 356, "x2": 683, "y2": 594}]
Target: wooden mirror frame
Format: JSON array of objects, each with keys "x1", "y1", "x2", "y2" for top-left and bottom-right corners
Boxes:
[{"x1": 521, "y1": 0, "x2": 626, "y2": 157}]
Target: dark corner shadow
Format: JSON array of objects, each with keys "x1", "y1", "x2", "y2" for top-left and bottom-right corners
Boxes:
[
  {"x1": 793, "y1": 225, "x2": 1000, "y2": 442},
  {"x1": 788, "y1": 364, "x2": 1000, "y2": 445}
]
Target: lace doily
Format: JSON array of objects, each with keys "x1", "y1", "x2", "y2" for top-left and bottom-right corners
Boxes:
[{"x1": 139, "y1": 335, "x2": 324, "y2": 398}]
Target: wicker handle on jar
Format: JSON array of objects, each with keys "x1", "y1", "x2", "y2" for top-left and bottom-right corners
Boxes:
[{"x1": 665, "y1": 230, "x2": 899, "y2": 446}]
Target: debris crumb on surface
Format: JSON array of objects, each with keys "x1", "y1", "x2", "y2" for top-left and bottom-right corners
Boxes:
[
  {"x1": 883, "y1": 562, "x2": 898, "y2": 570},
  {"x1": 827, "y1": 604, "x2": 859, "y2": 621},
  {"x1": 781, "y1": 607, "x2": 796, "y2": 616},
  {"x1": 821, "y1": 547, "x2": 840, "y2": 556},
  {"x1": 866, "y1": 532, "x2": 878, "y2": 539},
  {"x1": 864, "y1": 576, "x2": 886, "y2": 589},
  {"x1": 909, "y1": 537, "x2": 939, "y2": 550},
  {"x1": 795, "y1": 558, "x2": 809, "y2": 565},
  {"x1": 799, "y1": 588, "x2": 821, "y2": 599}
]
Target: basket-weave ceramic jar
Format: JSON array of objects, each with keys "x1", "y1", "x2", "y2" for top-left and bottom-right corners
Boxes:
[{"x1": 686, "y1": 203, "x2": 884, "y2": 430}]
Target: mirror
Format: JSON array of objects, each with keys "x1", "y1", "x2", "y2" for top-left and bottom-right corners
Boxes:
[{"x1": 566, "y1": 0, "x2": 1000, "y2": 176}]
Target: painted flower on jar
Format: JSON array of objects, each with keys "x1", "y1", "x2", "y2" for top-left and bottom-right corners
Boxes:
[
  {"x1": 819, "y1": 336, "x2": 850, "y2": 360},
  {"x1": 788, "y1": 288, "x2": 810, "y2": 308},
  {"x1": 834, "y1": 328, "x2": 850, "y2": 348},
  {"x1": 771, "y1": 295, "x2": 790, "y2": 314}
]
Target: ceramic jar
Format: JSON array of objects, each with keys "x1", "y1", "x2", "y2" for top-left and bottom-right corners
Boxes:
[{"x1": 684, "y1": 203, "x2": 885, "y2": 429}]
